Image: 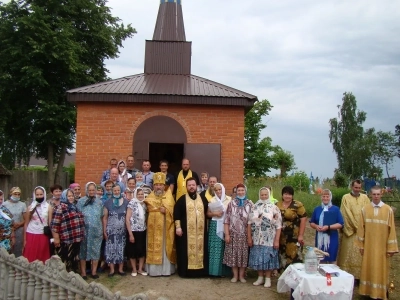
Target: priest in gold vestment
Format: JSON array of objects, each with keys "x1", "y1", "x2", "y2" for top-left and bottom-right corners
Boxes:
[
  {"x1": 175, "y1": 158, "x2": 200, "y2": 201},
  {"x1": 355, "y1": 186, "x2": 398, "y2": 300},
  {"x1": 174, "y1": 177, "x2": 209, "y2": 277},
  {"x1": 337, "y1": 179, "x2": 370, "y2": 279},
  {"x1": 145, "y1": 172, "x2": 176, "y2": 276}
]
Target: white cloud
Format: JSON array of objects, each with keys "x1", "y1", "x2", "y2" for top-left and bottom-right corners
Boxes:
[{"x1": 104, "y1": 0, "x2": 400, "y2": 178}]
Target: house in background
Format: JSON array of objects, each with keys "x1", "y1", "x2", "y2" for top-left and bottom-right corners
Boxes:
[{"x1": 67, "y1": 0, "x2": 257, "y2": 189}]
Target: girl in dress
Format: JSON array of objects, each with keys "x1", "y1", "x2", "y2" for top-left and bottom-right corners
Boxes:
[
  {"x1": 223, "y1": 183, "x2": 253, "y2": 283},
  {"x1": 248, "y1": 187, "x2": 282, "y2": 287},
  {"x1": 125, "y1": 187, "x2": 147, "y2": 276},
  {"x1": 23, "y1": 186, "x2": 51, "y2": 263}
]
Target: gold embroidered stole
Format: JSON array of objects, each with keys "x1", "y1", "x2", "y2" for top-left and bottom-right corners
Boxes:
[
  {"x1": 185, "y1": 194, "x2": 204, "y2": 269},
  {"x1": 205, "y1": 189, "x2": 213, "y2": 202},
  {"x1": 176, "y1": 170, "x2": 192, "y2": 200}
]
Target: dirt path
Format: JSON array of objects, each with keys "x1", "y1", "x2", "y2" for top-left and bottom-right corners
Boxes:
[{"x1": 95, "y1": 221, "x2": 400, "y2": 300}]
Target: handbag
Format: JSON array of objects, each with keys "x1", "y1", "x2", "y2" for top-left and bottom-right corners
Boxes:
[{"x1": 35, "y1": 208, "x2": 52, "y2": 237}]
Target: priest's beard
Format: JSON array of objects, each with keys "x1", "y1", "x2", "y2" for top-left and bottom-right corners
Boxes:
[
  {"x1": 188, "y1": 191, "x2": 197, "y2": 200},
  {"x1": 154, "y1": 189, "x2": 164, "y2": 197},
  {"x1": 208, "y1": 187, "x2": 215, "y2": 196}
]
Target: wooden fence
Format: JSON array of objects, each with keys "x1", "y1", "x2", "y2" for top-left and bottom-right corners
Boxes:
[
  {"x1": 0, "y1": 248, "x2": 160, "y2": 300},
  {"x1": 0, "y1": 170, "x2": 69, "y2": 200}
]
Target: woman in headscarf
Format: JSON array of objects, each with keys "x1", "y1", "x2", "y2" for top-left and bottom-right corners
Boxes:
[
  {"x1": 248, "y1": 187, "x2": 282, "y2": 288},
  {"x1": 223, "y1": 183, "x2": 253, "y2": 283},
  {"x1": 77, "y1": 182, "x2": 103, "y2": 279},
  {"x1": 51, "y1": 189, "x2": 85, "y2": 272},
  {"x1": 117, "y1": 160, "x2": 132, "y2": 187},
  {"x1": 23, "y1": 186, "x2": 51, "y2": 263},
  {"x1": 0, "y1": 190, "x2": 15, "y2": 252},
  {"x1": 103, "y1": 184, "x2": 129, "y2": 276},
  {"x1": 207, "y1": 183, "x2": 232, "y2": 277},
  {"x1": 69, "y1": 183, "x2": 81, "y2": 202},
  {"x1": 276, "y1": 186, "x2": 307, "y2": 269},
  {"x1": 125, "y1": 187, "x2": 147, "y2": 276},
  {"x1": 310, "y1": 189, "x2": 344, "y2": 264},
  {"x1": 3, "y1": 186, "x2": 27, "y2": 257}
]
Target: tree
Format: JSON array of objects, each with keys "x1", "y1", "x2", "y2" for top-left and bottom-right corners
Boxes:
[
  {"x1": 365, "y1": 129, "x2": 398, "y2": 178},
  {"x1": 395, "y1": 124, "x2": 400, "y2": 158},
  {"x1": 244, "y1": 99, "x2": 275, "y2": 177},
  {"x1": 329, "y1": 92, "x2": 368, "y2": 178},
  {"x1": 0, "y1": 0, "x2": 136, "y2": 186},
  {"x1": 272, "y1": 146, "x2": 296, "y2": 177}
]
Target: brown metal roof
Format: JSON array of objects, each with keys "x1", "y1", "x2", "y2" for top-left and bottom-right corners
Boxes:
[
  {"x1": 153, "y1": 2, "x2": 186, "y2": 42},
  {"x1": 67, "y1": 73, "x2": 257, "y2": 100}
]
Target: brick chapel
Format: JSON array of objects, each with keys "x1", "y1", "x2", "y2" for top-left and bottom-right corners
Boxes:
[{"x1": 67, "y1": 0, "x2": 257, "y2": 190}]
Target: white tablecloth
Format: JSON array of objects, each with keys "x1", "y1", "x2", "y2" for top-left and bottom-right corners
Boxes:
[{"x1": 277, "y1": 264, "x2": 354, "y2": 300}]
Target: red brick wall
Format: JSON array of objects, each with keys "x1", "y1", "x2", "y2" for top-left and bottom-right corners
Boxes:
[{"x1": 75, "y1": 102, "x2": 244, "y2": 191}]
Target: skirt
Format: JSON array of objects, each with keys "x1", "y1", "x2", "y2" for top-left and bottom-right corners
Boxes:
[
  {"x1": 126, "y1": 230, "x2": 146, "y2": 259},
  {"x1": 223, "y1": 232, "x2": 248, "y2": 268},
  {"x1": 23, "y1": 232, "x2": 50, "y2": 263},
  {"x1": 248, "y1": 245, "x2": 280, "y2": 271}
]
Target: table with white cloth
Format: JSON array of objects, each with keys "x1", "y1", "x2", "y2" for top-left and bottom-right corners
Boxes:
[{"x1": 277, "y1": 263, "x2": 354, "y2": 300}]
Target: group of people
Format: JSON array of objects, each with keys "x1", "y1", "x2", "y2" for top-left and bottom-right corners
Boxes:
[{"x1": 0, "y1": 157, "x2": 398, "y2": 298}]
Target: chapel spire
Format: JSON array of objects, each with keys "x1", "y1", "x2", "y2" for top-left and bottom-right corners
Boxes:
[{"x1": 153, "y1": 0, "x2": 186, "y2": 41}]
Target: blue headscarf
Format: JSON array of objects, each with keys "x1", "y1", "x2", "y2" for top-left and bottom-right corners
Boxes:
[
  {"x1": 235, "y1": 184, "x2": 247, "y2": 207},
  {"x1": 61, "y1": 188, "x2": 78, "y2": 212},
  {"x1": 112, "y1": 184, "x2": 123, "y2": 208}
]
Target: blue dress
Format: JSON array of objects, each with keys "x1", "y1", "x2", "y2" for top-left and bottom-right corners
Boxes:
[
  {"x1": 310, "y1": 205, "x2": 344, "y2": 262},
  {"x1": 104, "y1": 199, "x2": 129, "y2": 264},
  {"x1": 77, "y1": 197, "x2": 104, "y2": 260}
]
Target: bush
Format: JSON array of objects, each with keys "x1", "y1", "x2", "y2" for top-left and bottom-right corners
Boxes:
[
  {"x1": 333, "y1": 171, "x2": 348, "y2": 188},
  {"x1": 283, "y1": 171, "x2": 309, "y2": 192},
  {"x1": 63, "y1": 163, "x2": 75, "y2": 183},
  {"x1": 330, "y1": 187, "x2": 350, "y2": 207}
]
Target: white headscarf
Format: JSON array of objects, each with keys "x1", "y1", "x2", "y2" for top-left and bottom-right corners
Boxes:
[
  {"x1": 213, "y1": 183, "x2": 226, "y2": 240},
  {"x1": 133, "y1": 187, "x2": 145, "y2": 221},
  {"x1": 29, "y1": 186, "x2": 47, "y2": 212},
  {"x1": 258, "y1": 187, "x2": 271, "y2": 204}
]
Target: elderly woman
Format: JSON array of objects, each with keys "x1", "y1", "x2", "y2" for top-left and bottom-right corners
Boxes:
[
  {"x1": 207, "y1": 183, "x2": 232, "y2": 277},
  {"x1": 70, "y1": 183, "x2": 81, "y2": 202},
  {"x1": 51, "y1": 189, "x2": 85, "y2": 272},
  {"x1": 125, "y1": 187, "x2": 147, "y2": 276},
  {"x1": 3, "y1": 186, "x2": 27, "y2": 257},
  {"x1": 0, "y1": 190, "x2": 15, "y2": 252},
  {"x1": 276, "y1": 185, "x2": 307, "y2": 269},
  {"x1": 248, "y1": 187, "x2": 282, "y2": 288},
  {"x1": 223, "y1": 183, "x2": 253, "y2": 283},
  {"x1": 117, "y1": 160, "x2": 132, "y2": 187},
  {"x1": 103, "y1": 184, "x2": 129, "y2": 276},
  {"x1": 310, "y1": 189, "x2": 344, "y2": 264},
  {"x1": 23, "y1": 186, "x2": 51, "y2": 263},
  {"x1": 77, "y1": 182, "x2": 104, "y2": 279}
]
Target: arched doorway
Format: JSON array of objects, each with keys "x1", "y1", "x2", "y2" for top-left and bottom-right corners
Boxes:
[{"x1": 133, "y1": 116, "x2": 187, "y2": 175}]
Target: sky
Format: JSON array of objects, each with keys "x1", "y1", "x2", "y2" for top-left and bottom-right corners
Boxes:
[{"x1": 104, "y1": 1, "x2": 399, "y2": 179}]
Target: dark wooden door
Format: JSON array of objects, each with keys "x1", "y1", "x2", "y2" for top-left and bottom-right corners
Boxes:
[{"x1": 184, "y1": 143, "x2": 221, "y2": 181}]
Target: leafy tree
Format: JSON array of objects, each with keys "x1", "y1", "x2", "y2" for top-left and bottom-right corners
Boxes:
[
  {"x1": 0, "y1": 0, "x2": 136, "y2": 186},
  {"x1": 272, "y1": 146, "x2": 296, "y2": 177},
  {"x1": 283, "y1": 171, "x2": 309, "y2": 192},
  {"x1": 244, "y1": 99, "x2": 276, "y2": 177},
  {"x1": 395, "y1": 124, "x2": 400, "y2": 158},
  {"x1": 366, "y1": 129, "x2": 398, "y2": 178},
  {"x1": 329, "y1": 92, "x2": 368, "y2": 178}
]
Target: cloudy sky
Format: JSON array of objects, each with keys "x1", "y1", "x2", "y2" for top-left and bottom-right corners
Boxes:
[{"x1": 103, "y1": 0, "x2": 400, "y2": 179}]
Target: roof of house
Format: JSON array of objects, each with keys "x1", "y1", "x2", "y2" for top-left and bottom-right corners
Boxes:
[
  {"x1": 0, "y1": 163, "x2": 12, "y2": 176},
  {"x1": 67, "y1": 73, "x2": 257, "y2": 107}
]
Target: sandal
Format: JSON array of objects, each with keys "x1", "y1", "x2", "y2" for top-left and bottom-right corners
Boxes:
[{"x1": 138, "y1": 271, "x2": 148, "y2": 276}]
